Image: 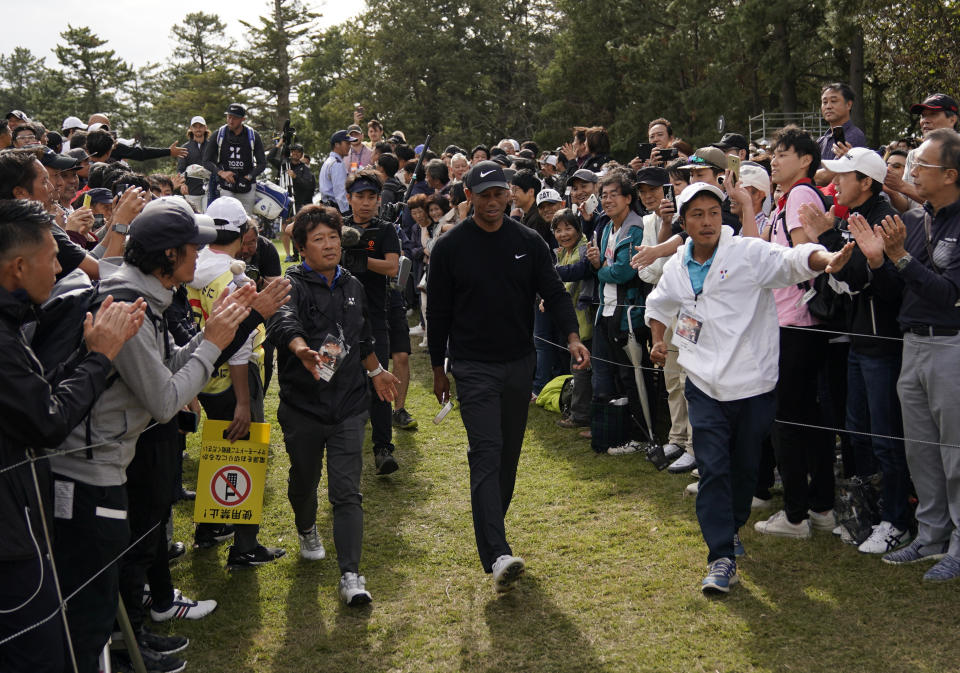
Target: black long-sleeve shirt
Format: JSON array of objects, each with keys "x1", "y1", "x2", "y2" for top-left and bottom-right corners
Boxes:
[
  {"x1": 895, "y1": 198, "x2": 960, "y2": 330},
  {"x1": 202, "y1": 124, "x2": 267, "y2": 181},
  {"x1": 426, "y1": 216, "x2": 579, "y2": 367}
]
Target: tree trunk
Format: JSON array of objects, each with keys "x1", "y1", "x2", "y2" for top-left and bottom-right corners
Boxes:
[
  {"x1": 870, "y1": 80, "x2": 884, "y2": 147},
  {"x1": 849, "y1": 27, "x2": 865, "y2": 129},
  {"x1": 774, "y1": 22, "x2": 797, "y2": 113},
  {"x1": 274, "y1": 0, "x2": 291, "y2": 124}
]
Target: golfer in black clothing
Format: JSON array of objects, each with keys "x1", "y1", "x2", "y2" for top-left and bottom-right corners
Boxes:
[{"x1": 427, "y1": 161, "x2": 590, "y2": 593}]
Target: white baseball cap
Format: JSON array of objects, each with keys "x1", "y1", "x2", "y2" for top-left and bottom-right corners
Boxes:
[
  {"x1": 677, "y1": 182, "x2": 726, "y2": 215},
  {"x1": 190, "y1": 116, "x2": 207, "y2": 126},
  {"x1": 536, "y1": 188, "x2": 562, "y2": 206},
  {"x1": 205, "y1": 196, "x2": 248, "y2": 233},
  {"x1": 62, "y1": 116, "x2": 87, "y2": 132},
  {"x1": 738, "y1": 162, "x2": 771, "y2": 196},
  {"x1": 542, "y1": 155, "x2": 558, "y2": 167},
  {"x1": 821, "y1": 147, "x2": 887, "y2": 184}
]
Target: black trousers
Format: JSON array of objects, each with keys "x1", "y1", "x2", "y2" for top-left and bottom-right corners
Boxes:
[
  {"x1": 52, "y1": 476, "x2": 128, "y2": 673},
  {"x1": 196, "y1": 363, "x2": 265, "y2": 552},
  {"x1": 452, "y1": 353, "x2": 536, "y2": 573},
  {"x1": 119, "y1": 420, "x2": 179, "y2": 633},
  {"x1": 369, "y1": 323, "x2": 393, "y2": 450},
  {"x1": 773, "y1": 327, "x2": 835, "y2": 523},
  {"x1": 0, "y1": 556, "x2": 65, "y2": 673},
  {"x1": 278, "y1": 403, "x2": 367, "y2": 574}
]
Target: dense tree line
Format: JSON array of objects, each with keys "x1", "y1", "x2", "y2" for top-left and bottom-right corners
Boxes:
[{"x1": 1, "y1": 0, "x2": 956, "y2": 162}]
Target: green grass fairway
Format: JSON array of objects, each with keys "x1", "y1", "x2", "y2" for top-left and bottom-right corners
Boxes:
[{"x1": 161, "y1": 247, "x2": 960, "y2": 673}]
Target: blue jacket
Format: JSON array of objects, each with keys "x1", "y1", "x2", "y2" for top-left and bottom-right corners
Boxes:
[{"x1": 595, "y1": 210, "x2": 648, "y2": 332}]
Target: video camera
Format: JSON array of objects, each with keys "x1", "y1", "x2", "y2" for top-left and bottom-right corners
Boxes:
[
  {"x1": 381, "y1": 200, "x2": 406, "y2": 223},
  {"x1": 280, "y1": 119, "x2": 296, "y2": 160},
  {"x1": 340, "y1": 222, "x2": 411, "y2": 290}
]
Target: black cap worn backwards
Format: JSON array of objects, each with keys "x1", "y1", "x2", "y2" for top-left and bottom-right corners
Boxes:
[
  {"x1": 463, "y1": 161, "x2": 509, "y2": 194},
  {"x1": 129, "y1": 198, "x2": 218, "y2": 252}
]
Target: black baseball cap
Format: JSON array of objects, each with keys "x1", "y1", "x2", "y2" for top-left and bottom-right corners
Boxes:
[
  {"x1": 129, "y1": 198, "x2": 218, "y2": 252},
  {"x1": 85, "y1": 188, "x2": 114, "y2": 204},
  {"x1": 635, "y1": 166, "x2": 670, "y2": 186},
  {"x1": 712, "y1": 132, "x2": 749, "y2": 152},
  {"x1": 225, "y1": 103, "x2": 247, "y2": 118},
  {"x1": 910, "y1": 93, "x2": 959, "y2": 115},
  {"x1": 463, "y1": 160, "x2": 509, "y2": 193},
  {"x1": 38, "y1": 147, "x2": 78, "y2": 171},
  {"x1": 348, "y1": 175, "x2": 382, "y2": 194}
]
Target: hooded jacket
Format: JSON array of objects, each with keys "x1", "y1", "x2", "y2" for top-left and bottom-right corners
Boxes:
[
  {"x1": 645, "y1": 227, "x2": 825, "y2": 401},
  {"x1": 267, "y1": 263, "x2": 374, "y2": 424},
  {"x1": 0, "y1": 288, "x2": 112, "y2": 560},
  {"x1": 49, "y1": 263, "x2": 221, "y2": 486}
]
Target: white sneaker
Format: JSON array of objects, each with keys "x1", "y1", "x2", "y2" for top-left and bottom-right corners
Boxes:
[
  {"x1": 858, "y1": 521, "x2": 912, "y2": 554},
  {"x1": 150, "y1": 589, "x2": 218, "y2": 621},
  {"x1": 418, "y1": 337, "x2": 428, "y2": 348},
  {"x1": 607, "y1": 441, "x2": 640, "y2": 456},
  {"x1": 685, "y1": 481, "x2": 699, "y2": 495},
  {"x1": 667, "y1": 452, "x2": 696, "y2": 473},
  {"x1": 833, "y1": 524, "x2": 857, "y2": 545},
  {"x1": 754, "y1": 510, "x2": 812, "y2": 539},
  {"x1": 298, "y1": 526, "x2": 326, "y2": 561},
  {"x1": 808, "y1": 509, "x2": 836, "y2": 532},
  {"x1": 338, "y1": 572, "x2": 372, "y2": 606},
  {"x1": 691, "y1": 468, "x2": 700, "y2": 479},
  {"x1": 662, "y1": 443, "x2": 685, "y2": 461},
  {"x1": 751, "y1": 496, "x2": 774, "y2": 510},
  {"x1": 409, "y1": 324, "x2": 425, "y2": 336},
  {"x1": 492, "y1": 554, "x2": 525, "y2": 594}
]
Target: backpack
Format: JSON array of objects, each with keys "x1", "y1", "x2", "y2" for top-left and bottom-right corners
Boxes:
[{"x1": 772, "y1": 181, "x2": 845, "y2": 325}]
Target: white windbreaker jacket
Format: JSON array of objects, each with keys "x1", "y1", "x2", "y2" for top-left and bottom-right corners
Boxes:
[{"x1": 644, "y1": 227, "x2": 825, "y2": 401}]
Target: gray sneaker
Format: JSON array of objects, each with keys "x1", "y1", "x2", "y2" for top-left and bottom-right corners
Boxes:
[
  {"x1": 923, "y1": 554, "x2": 960, "y2": 582},
  {"x1": 339, "y1": 572, "x2": 372, "y2": 606},
  {"x1": 492, "y1": 554, "x2": 525, "y2": 594},
  {"x1": 882, "y1": 539, "x2": 949, "y2": 565},
  {"x1": 298, "y1": 526, "x2": 326, "y2": 561}
]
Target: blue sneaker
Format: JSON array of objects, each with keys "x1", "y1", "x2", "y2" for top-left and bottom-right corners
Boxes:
[
  {"x1": 702, "y1": 558, "x2": 738, "y2": 594},
  {"x1": 733, "y1": 533, "x2": 745, "y2": 558},
  {"x1": 882, "y1": 539, "x2": 948, "y2": 565},
  {"x1": 923, "y1": 554, "x2": 960, "y2": 582}
]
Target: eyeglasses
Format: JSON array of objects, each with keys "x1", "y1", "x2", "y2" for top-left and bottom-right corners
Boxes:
[{"x1": 913, "y1": 159, "x2": 947, "y2": 170}]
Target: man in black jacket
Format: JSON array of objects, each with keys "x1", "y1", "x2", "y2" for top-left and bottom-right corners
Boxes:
[
  {"x1": 0, "y1": 199, "x2": 144, "y2": 673},
  {"x1": 177, "y1": 115, "x2": 210, "y2": 213},
  {"x1": 806, "y1": 147, "x2": 911, "y2": 553},
  {"x1": 268, "y1": 204, "x2": 397, "y2": 606},
  {"x1": 428, "y1": 161, "x2": 589, "y2": 594}
]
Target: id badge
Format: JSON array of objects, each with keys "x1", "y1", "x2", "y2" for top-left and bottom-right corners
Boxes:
[
  {"x1": 674, "y1": 310, "x2": 704, "y2": 349},
  {"x1": 54, "y1": 480, "x2": 74, "y2": 520},
  {"x1": 316, "y1": 334, "x2": 347, "y2": 382}
]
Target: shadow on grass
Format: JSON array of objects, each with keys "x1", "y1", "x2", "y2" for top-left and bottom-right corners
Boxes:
[
  {"x1": 457, "y1": 575, "x2": 611, "y2": 673},
  {"x1": 721, "y1": 550, "x2": 960, "y2": 673}
]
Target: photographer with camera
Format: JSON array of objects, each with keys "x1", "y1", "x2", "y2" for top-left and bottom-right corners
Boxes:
[
  {"x1": 340, "y1": 169, "x2": 402, "y2": 474},
  {"x1": 202, "y1": 103, "x2": 267, "y2": 215}
]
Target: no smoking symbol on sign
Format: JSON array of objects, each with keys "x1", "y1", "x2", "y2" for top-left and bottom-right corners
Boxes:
[{"x1": 211, "y1": 465, "x2": 252, "y2": 506}]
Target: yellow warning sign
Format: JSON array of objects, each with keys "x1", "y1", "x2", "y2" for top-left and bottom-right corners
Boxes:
[{"x1": 193, "y1": 420, "x2": 270, "y2": 525}]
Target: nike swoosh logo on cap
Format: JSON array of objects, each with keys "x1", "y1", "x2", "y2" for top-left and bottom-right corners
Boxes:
[
  {"x1": 515, "y1": 253, "x2": 527, "y2": 259},
  {"x1": 480, "y1": 170, "x2": 496, "y2": 178}
]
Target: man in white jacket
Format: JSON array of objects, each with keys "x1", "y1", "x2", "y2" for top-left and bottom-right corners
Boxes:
[{"x1": 644, "y1": 183, "x2": 853, "y2": 594}]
